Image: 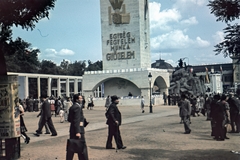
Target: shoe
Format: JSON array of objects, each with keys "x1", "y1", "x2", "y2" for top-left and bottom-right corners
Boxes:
[
  {"x1": 33, "y1": 133, "x2": 40, "y2": 137},
  {"x1": 118, "y1": 146, "x2": 127, "y2": 149},
  {"x1": 225, "y1": 136, "x2": 230, "y2": 139},
  {"x1": 35, "y1": 130, "x2": 42, "y2": 134},
  {"x1": 51, "y1": 134, "x2": 57, "y2": 136},
  {"x1": 184, "y1": 130, "x2": 191, "y2": 134},
  {"x1": 45, "y1": 132, "x2": 50, "y2": 134},
  {"x1": 216, "y1": 138, "x2": 225, "y2": 141},
  {"x1": 106, "y1": 147, "x2": 115, "y2": 149},
  {"x1": 25, "y1": 137, "x2": 30, "y2": 144}
]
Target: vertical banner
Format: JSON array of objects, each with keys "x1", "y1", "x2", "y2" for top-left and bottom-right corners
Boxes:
[{"x1": 0, "y1": 75, "x2": 20, "y2": 138}]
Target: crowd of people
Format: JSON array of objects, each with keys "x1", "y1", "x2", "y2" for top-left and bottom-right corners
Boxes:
[
  {"x1": 17, "y1": 89, "x2": 240, "y2": 159},
  {"x1": 177, "y1": 89, "x2": 240, "y2": 142},
  {"x1": 16, "y1": 93, "x2": 126, "y2": 160}
]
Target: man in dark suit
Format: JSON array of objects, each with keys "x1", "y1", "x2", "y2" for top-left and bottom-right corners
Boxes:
[
  {"x1": 228, "y1": 92, "x2": 240, "y2": 133},
  {"x1": 106, "y1": 95, "x2": 126, "y2": 150},
  {"x1": 66, "y1": 94, "x2": 88, "y2": 160},
  {"x1": 35, "y1": 95, "x2": 57, "y2": 136},
  {"x1": 178, "y1": 93, "x2": 191, "y2": 134}
]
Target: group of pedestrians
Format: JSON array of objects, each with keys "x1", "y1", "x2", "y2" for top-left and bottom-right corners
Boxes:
[
  {"x1": 17, "y1": 93, "x2": 125, "y2": 160},
  {"x1": 66, "y1": 94, "x2": 126, "y2": 160},
  {"x1": 177, "y1": 89, "x2": 240, "y2": 142},
  {"x1": 19, "y1": 97, "x2": 40, "y2": 112}
]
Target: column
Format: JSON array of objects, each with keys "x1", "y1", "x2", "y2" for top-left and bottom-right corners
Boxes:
[
  {"x1": 25, "y1": 76, "x2": 29, "y2": 98},
  {"x1": 48, "y1": 77, "x2": 51, "y2": 97},
  {"x1": 97, "y1": 86, "x2": 100, "y2": 98},
  {"x1": 74, "y1": 78, "x2": 78, "y2": 94},
  {"x1": 57, "y1": 78, "x2": 61, "y2": 98},
  {"x1": 37, "y1": 76, "x2": 40, "y2": 98},
  {"x1": 66, "y1": 78, "x2": 70, "y2": 97}
]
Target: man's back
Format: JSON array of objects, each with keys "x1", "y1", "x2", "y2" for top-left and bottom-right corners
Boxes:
[
  {"x1": 107, "y1": 103, "x2": 122, "y2": 126},
  {"x1": 42, "y1": 100, "x2": 51, "y2": 119}
]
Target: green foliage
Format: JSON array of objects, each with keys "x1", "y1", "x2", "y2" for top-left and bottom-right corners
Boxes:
[
  {"x1": 38, "y1": 59, "x2": 58, "y2": 74},
  {"x1": 208, "y1": 0, "x2": 240, "y2": 23},
  {"x1": 208, "y1": 0, "x2": 240, "y2": 58},
  {"x1": 86, "y1": 60, "x2": 103, "y2": 71},
  {"x1": 214, "y1": 24, "x2": 240, "y2": 57},
  {"x1": 0, "y1": 0, "x2": 56, "y2": 30},
  {"x1": 5, "y1": 37, "x2": 40, "y2": 73},
  {"x1": 0, "y1": 0, "x2": 56, "y2": 75}
]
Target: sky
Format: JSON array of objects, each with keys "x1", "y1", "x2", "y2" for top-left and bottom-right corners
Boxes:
[{"x1": 12, "y1": 0, "x2": 233, "y2": 67}]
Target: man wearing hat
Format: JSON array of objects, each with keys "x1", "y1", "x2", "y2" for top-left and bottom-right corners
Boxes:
[{"x1": 106, "y1": 95, "x2": 126, "y2": 150}]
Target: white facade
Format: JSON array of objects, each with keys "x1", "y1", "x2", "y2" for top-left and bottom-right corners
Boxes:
[
  {"x1": 210, "y1": 74, "x2": 223, "y2": 94},
  {"x1": 100, "y1": 0, "x2": 151, "y2": 70},
  {"x1": 7, "y1": 72, "x2": 82, "y2": 99}
]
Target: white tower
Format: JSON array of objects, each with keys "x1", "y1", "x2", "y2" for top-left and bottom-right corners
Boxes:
[{"x1": 100, "y1": 0, "x2": 151, "y2": 70}]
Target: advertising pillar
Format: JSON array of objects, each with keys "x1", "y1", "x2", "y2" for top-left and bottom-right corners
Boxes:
[{"x1": 0, "y1": 75, "x2": 20, "y2": 159}]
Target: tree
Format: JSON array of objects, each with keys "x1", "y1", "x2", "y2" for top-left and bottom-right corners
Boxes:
[
  {"x1": 39, "y1": 60, "x2": 58, "y2": 74},
  {"x1": 208, "y1": 0, "x2": 240, "y2": 58},
  {"x1": 0, "y1": 0, "x2": 56, "y2": 75},
  {"x1": 5, "y1": 37, "x2": 40, "y2": 73},
  {"x1": 68, "y1": 60, "x2": 87, "y2": 76},
  {"x1": 86, "y1": 60, "x2": 103, "y2": 71},
  {"x1": 58, "y1": 59, "x2": 70, "y2": 75}
]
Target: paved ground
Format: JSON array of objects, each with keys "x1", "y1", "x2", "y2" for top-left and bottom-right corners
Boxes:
[{"x1": 17, "y1": 104, "x2": 240, "y2": 160}]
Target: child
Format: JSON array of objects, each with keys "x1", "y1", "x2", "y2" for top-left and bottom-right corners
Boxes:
[{"x1": 59, "y1": 109, "x2": 65, "y2": 123}]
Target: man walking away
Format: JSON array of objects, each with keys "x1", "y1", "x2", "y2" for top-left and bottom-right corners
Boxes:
[{"x1": 106, "y1": 95, "x2": 127, "y2": 150}]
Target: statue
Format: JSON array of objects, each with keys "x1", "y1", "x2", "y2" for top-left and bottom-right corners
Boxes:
[
  {"x1": 178, "y1": 59, "x2": 183, "y2": 68},
  {"x1": 169, "y1": 66, "x2": 205, "y2": 96}
]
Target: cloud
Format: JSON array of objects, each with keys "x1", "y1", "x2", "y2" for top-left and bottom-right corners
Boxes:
[
  {"x1": 196, "y1": 37, "x2": 211, "y2": 47},
  {"x1": 151, "y1": 29, "x2": 210, "y2": 53},
  {"x1": 193, "y1": 52, "x2": 232, "y2": 65},
  {"x1": 44, "y1": 48, "x2": 58, "y2": 58},
  {"x1": 165, "y1": 59, "x2": 176, "y2": 66},
  {"x1": 151, "y1": 30, "x2": 192, "y2": 51},
  {"x1": 173, "y1": 0, "x2": 207, "y2": 10},
  {"x1": 58, "y1": 49, "x2": 75, "y2": 56},
  {"x1": 180, "y1": 17, "x2": 198, "y2": 26},
  {"x1": 212, "y1": 31, "x2": 224, "y2": 44},
  {"x1": 149, "y1": 2, "x2": 181, "y2": 31},
  {"x1": 44, "y1": 48, "x2": 75, "y2": 57}
]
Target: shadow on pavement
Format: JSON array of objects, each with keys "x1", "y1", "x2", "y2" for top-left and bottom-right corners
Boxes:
[{"x1": 126, "y1": 148, "x2": 239, "y2": 160}]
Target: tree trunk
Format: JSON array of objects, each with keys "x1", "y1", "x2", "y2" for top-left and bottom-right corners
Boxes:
[{"x1": 0, "y1": 51, "x2": 7, "y2": 76}]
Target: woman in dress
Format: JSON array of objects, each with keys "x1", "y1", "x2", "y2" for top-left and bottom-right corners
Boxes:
[{"x1": 18, "y1": 102, "x2": 30, "y2": 144}]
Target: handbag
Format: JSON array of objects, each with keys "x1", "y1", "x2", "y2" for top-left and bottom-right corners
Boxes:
[{"x1": 66, "y1": 138, "x2": 85, "y2": 153}]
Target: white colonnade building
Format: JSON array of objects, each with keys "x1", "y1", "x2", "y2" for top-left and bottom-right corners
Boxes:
[{"x1": 7, "y1": 72, "x2": 82, "y2": 99}]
